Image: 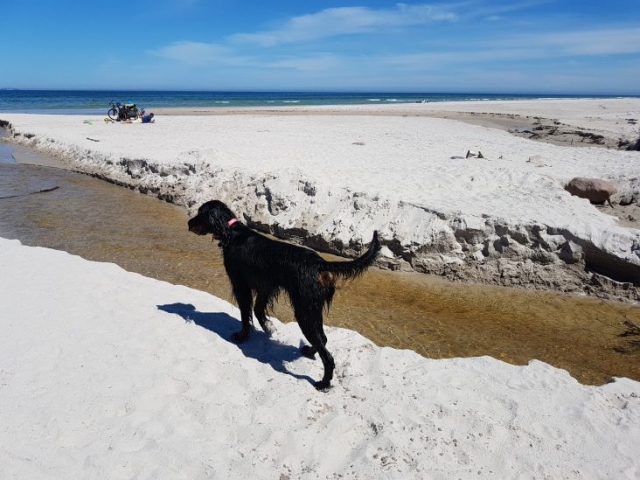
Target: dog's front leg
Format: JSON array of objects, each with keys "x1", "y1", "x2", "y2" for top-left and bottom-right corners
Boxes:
[
  {"x1": 254, "y1": 292, "x2": 275, "y2": 337},
  {"x1": 232, "y1": 285, "x2": 253, "y2": 343}
]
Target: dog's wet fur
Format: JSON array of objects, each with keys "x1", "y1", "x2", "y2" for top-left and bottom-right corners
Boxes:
[{"x1": 188, "y1": 200, "x2": 380, "y2": 390}]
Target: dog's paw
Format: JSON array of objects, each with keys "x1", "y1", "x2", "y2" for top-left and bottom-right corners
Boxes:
[
  {"x1": 300, "y1": 345, "x2": 317, "y2": 359},
  {"x1": 314, "y1": 380, "x2": 332, "y2": 392}
]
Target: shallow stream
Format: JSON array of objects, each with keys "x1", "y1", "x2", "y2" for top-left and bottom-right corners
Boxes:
[{"x1": 1, "y1": 141, "x2": 639, "y2": 384}]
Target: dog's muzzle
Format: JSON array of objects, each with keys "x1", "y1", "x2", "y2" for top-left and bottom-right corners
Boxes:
[{"x1": 188, "y1": 217, "x2": 208, "y2": 235}]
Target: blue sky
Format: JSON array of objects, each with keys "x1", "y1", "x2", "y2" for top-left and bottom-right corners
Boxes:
[{"x1": 2, "y1": 0, "x2": 639, "y2": 93}]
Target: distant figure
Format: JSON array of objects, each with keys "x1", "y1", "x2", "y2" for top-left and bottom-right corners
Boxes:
[{"x1": 141, "y1": 113, "x2": 155, "y2": 124}]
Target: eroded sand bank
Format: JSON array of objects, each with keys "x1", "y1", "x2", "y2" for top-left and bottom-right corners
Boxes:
[{"x1": 2, "y1": 98, "x2": 640, "y2": 300}]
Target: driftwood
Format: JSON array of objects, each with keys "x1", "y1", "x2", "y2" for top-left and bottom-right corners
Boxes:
[{"x1": 0, "y1": 186, "x2": 60, "y2": 200}]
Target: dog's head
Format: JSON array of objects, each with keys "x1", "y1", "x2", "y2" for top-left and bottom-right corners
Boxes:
[{"x1": 188, "y1": 200, "x2": 239, "y2": 244}]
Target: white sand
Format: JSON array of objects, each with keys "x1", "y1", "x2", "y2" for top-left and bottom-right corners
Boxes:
[
  {"x1": 3, "y1": 99, "x2": 640, "y2": 289},
  {"x1": 1, "y1": 237, "x2": 639, "y2": 479}
]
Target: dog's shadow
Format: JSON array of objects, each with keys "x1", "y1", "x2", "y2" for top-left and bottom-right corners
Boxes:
[{"x1": 157, "y1": 303, "x2": 315, "y2": 386}]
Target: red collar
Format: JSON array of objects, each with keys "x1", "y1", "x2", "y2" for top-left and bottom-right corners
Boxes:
[{"x1": 227, "y1": 218, "x2": 238, "y2": 227}]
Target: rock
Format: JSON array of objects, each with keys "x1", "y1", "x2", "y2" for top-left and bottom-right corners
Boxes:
[{"x1": 564, "y1": 177, "x2": 617, "y2": 204}]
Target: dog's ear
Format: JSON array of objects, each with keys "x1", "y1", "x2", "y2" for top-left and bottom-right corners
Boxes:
[
  {"x1": 205, "y1": 201, "x2": 240, "y2": 247},
  {"x1": 208, "y1": 202, "x2": 236, "y2": 224},
  {"x1": 212, "y1": 201, "x2": 236, "y2": 220}
]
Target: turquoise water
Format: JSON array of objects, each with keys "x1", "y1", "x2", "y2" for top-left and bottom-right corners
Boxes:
[{"x1": 0, "y1": 90, "x2": 634, "y2": 115}]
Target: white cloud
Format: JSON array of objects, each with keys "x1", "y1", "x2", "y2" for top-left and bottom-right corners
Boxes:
[
  {"x1": 382, "y1": 26, "x2": 640, "y2": 68},
  {"x1": 265, "y1": 55, "x2": 344, "y2": 71},
  {"x1": 147, "y1": 41, "x2": 342, "y2": 72},
  {"x1": 230, "y1": 4, "x2": 458, "y2": 47},
  {"x1": 531, "y1": 28, "x2": 640, "y2": 56},
  {"x1": 148, "y1": 41, "x2": 252, "y2": 66}
]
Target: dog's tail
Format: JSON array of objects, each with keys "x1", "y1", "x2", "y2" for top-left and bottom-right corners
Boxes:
[{"x1": 321, "y1": 231, "x2": 381, "y2": 281}]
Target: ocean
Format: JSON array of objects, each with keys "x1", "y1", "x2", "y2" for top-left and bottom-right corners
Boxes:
[{"x1": 0, "y1": 90, "x2": 632, "y2": 115}]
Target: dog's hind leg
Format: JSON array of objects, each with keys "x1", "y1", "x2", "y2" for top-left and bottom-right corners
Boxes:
[
  {"x1": 300, "y1": 345, "x2": 317, "y2": 358},
  {"x1": 313, "y1": 317, "x2": 334, "y2": 391},
  {"x1": 299, "y1": 308, "x2": 328, "y2": 359},
  {"x1": 254, "y1": 289, "x2": 276, "y2": 337},
  {"x1": 312, "y1": 342, "x2": 334, "y2": 391},
  {"x1": 297, "y1": 308, "x2": 334, "y2": 391},
  {"x1": 300, "y1": 324, "x2": 327, "y2": 359},
  {"x1": 231, "y1": 283, "x2": 254, "y2": 343}
]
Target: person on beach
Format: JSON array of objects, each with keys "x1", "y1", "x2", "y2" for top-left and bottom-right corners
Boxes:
[{"x1": 141, "y1": 113, "x2": 155, "y2": 124}]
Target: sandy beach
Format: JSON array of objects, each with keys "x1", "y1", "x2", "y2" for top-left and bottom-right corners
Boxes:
[
  {"x1": 3, "y1": 98, "x2": 640, "y2": 301},
  {"x1": 1, "y1": 237, "x2": 639, "y2": 479}
]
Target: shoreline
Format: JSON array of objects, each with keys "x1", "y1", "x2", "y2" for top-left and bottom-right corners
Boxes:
[{"x1": 3, "y1": 98, "x2": 640, "y2": 301}]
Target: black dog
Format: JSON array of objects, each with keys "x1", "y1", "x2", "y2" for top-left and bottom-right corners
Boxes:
[{"x1": 188, "y1": 200, "x2": 380, "y2": 390}]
